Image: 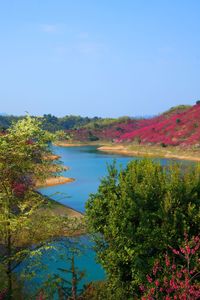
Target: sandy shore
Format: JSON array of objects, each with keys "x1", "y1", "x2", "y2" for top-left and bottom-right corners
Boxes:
[
  {"x1": 36, "y1": 176, "x2": 75, "y2": 188},
  {"x1": 98, "y1": 145, "x2": 200, "y2": 162},
  {"x1": 44, "y1": 154, "x2": 61, "y2": 160}
]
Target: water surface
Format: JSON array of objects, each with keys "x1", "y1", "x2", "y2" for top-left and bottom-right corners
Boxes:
[{"x1": 39, "y1": 145, "x2": 174, "y2": 212}]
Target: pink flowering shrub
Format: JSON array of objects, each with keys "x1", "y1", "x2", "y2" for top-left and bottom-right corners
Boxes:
[
  {"x1": 118, "y1": 104, "x2": 200, "y2": 146},
  {"x1": 141, "y1": 234, "x2": 200, "y2": 299}
]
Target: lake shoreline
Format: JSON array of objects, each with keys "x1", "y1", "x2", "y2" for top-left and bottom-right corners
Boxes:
[
  {"x1": 98, "y1": 145, "x2": 200, "y2": 162},
  {"x1": 54, "y1": 141, "x2": 200, "y2": 162}
]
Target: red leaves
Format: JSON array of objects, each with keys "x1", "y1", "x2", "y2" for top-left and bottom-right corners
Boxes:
[
  {"x1": 11, "y1": 175, "x2": 33, "y2": 197},
  {"x1": 165, "y1": 254, "x2": 170, "y2": 267},
  {"x1": 152, "y1": 260, "x2": 160, "y2": 275},
  {"x1": 155, "y1": 280, "x2": 159, "y2": 287},
  {"x1": 147, "y1": 275, "x2": 153, "y2": 283},
  {"x1": 172, "y1": 249, "x2": 180, "y2": 255},
  {"x1": 12, "y1": 182, "x2": 27, "y2": 197}
]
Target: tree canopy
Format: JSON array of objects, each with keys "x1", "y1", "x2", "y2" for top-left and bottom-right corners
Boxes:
[{"x1": 86, "y1": 159, "x2": 200, "y2": 298}]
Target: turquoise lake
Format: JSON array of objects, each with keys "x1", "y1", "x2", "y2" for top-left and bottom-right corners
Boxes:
[
  {"x1": 19, "y1": 145, "x2": 192, "y2": 296},
  {"x1": 39, "y1": 145, "x2": 144, "y2": 212},
  {"x1": 39, "y1": 145, "x2": 184, "y2": 212}
]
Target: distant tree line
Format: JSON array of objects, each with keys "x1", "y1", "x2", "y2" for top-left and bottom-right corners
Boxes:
[
  {"x1": 0, "y1": 114, "x2": 99, "y2": 132},
  {"x1": 0, "y1": 114, "x2": 132, "y2": 133}
]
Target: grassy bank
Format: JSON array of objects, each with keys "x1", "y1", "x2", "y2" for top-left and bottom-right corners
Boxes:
[
  {"x1": 40, "y1": 194, "x2": 84, "y2": 220},
  {"x1": 37, "y1": 195, "x2": 85, "y2": 237},
  {"x1": 98, "y1": 144, "x2": 200, "y2": 162}
]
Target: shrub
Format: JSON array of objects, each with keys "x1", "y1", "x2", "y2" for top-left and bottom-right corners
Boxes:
[
  {"x1": 161, "y1": 142, "x2": 167, "y2": 147},
  {"x1": 86, "y1": 160, "x2": 200, "y2": 297}
]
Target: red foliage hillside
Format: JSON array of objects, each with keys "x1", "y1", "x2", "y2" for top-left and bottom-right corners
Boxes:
[
  {"x1": 68, "y1": 104, "x2": 200, "y2": 146},
  {"x1": 118, "y1": 104, "x2": 200, "y2": 146},
  {"x1": 66, "y1": 119, "x2": 141, "y2": 142}
]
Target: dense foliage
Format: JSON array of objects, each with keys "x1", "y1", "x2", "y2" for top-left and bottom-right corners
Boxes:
[
  {"x1": 0, "y1": 117, "x2": 71, "y2": 299},
  {"x1": 86, "y1": 160, "x2": 200, "y2": 298},
  {"x1": 0, "y1": 114, "x2": 112, "y2": 132},
  {"x1": 0, "y1": 114, "x2": 101, "y2": 132}
]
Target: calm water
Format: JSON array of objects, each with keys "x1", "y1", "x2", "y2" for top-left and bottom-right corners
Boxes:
[
  {"x1": 39, "y1": 145, "x2": 177, "y2": 212},
  {"x1": 39, "y1": 145, "x2": 140, "y2": 212},
  {"x1": 19, "y1": 146, "x2": 191, "y2": 296}
]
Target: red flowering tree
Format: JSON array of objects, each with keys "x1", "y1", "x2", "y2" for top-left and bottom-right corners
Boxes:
[{"x1": 141, "y1": 234, "x2": 200, "y2": 300}]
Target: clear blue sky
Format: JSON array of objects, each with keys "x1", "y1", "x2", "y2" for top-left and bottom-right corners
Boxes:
[{"x1": 0, "y1": 1, "x2": 200, "y2": 117}]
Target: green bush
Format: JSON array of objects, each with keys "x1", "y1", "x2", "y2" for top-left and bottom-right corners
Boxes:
[{"x1": 86, "y1": 160, "x2": 200, "y2": 297}]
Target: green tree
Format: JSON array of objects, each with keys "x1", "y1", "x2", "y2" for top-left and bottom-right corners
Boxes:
[
  {"x1": 0, "y1": 116, "x2": 72, "y2": 299},
  {"x1": 54, "y1": 130, "x2": 72, "y2": 142},
  {"x1": 86, "y1": 160, "x2": 200, "y2": 298}
]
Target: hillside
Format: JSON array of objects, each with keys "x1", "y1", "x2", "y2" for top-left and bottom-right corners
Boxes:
[
  {"x1": 118, "y1": 104, "x2": 200, "y2": 146},
  {"x1": 67, "y1": 104, "x2": 200, "y2": 147}
]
